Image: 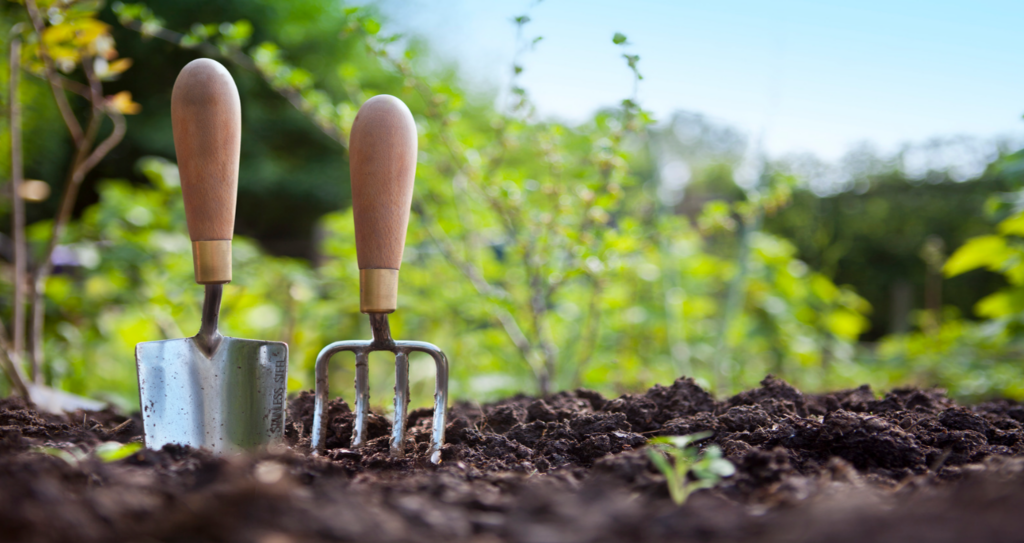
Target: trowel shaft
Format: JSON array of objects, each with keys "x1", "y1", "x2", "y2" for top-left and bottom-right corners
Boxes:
[{"x1": 195, "y1": 284, "x2": 224, "y2": 357}]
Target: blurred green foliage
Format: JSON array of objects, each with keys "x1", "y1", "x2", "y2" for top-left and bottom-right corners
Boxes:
[
  {"x1": 0, "y1": 0, "x2": 1022, "y2": 410},
  {"x1": 766, "y1": 160, "x2": 1010, "y2": 338},
  {"x1": 846, "y1": 150, "x2": 1024, "y2": 401},
  {"x1": 15, "y1": 150, "x2": 875, "y2": 409}
]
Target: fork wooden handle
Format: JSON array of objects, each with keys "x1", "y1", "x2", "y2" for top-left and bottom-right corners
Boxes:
[
  {"x1": 171, "y1": 58, "x2": 241, "y2": 284},
  {"x1": 349, "y1": 95, "x2": 418, "y2": 313}
]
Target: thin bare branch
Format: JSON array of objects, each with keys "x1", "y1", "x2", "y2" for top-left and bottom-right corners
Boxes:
[
  {"x1": 28, "y1": 111, "x2": 97, "y2": 378},
  {"x1": 27, "y1": 57, "x2": 125, "y2": 378},
  {"x1": 387, "y1": 47, "x2": 566, "y2": 391},
  {"x1": 28, "y1": 107, "x2": 124, "y2": 378},
  {"x1": 82, "y1": 54, "x2": 103, "y2": 105},
  {"x1": 10, "y1": 36, "x2": 26, "y2": 359},
  {"x1": 55, "y1": 74, "x2": 91, "y2": 98},
  {"x1": 24, "y1": 70, "x2": 93, "y2": 99},
  {"x1": 75, "y1": 110, "x2": 126, "y2": 176},
  {"x1": 24, "y1": 0, "x2": 84, "y2": 143},
  {"x1": 571, "y1": 277, "x2": 603, "y2": 388},
  {"x1": 412, "y1": 202, "x2": 544, "y2": 380},
  {"x1": 0, "y1": 316, "x2": 31, "y2": 399},
  {"x1": 3, "y1": 36, "x2": 30, "y2": 399}
]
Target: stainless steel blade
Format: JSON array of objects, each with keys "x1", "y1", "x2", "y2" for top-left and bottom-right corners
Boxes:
[{"x1": 135, "y1": 336, "x2": 288, "y2": 454}]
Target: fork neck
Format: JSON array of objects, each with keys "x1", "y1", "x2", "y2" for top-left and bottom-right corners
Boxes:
[
  {"x1": 195, "y1": 284, "x2": 224, "y2": 357},
  {"x1": 368, "y1": 312, "x2": 396, "y2": 350}
]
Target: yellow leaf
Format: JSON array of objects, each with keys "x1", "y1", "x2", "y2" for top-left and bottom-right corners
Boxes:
[
  {"x1": 42, "y1": 23, "x2": 76, "y2": 46},
  {"x1": 976, "y1": 292, "x2": 1011, "y2": 319},
  {"x1": 974, "y1": 289, "x2": 1024, "y2": 319},
  {"x1": 107, "y1": 58, "x2": 132, "y2": 75},
  {"x1": 826, "y1": 309, "x2": 869, "y2": 340},
  {"x1": 944, "y1": 235, "x2": 1008, "y2": 277},
  {"x1": 70, "y1": 19, "x2": 110, "y2": 47},
  {"x1": 95, "y1": 57, "x2": 132, "y2": 80},
  {"x1": 107, "y1": 91, "x2": 141, "y2": 115},
  {"x1": 999, "y1": 212, "x2": 1024, "y2": 237},
  {"x1": 46, "y1": 45, "x2": 80, "y2": 64},
  {"x1": 810, "y1": 274, "x2": 839, "y2": 303}
]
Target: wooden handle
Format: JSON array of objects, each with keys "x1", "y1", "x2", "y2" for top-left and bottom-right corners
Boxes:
[
  {"x1": 349, "y1": 95, "x2": 417, "y2": 312},
  {"x1": 171, "y1": 58, "x2": 241, "y2": 284}
]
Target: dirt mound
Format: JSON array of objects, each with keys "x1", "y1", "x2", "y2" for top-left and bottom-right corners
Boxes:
[{"x1": 2, "y1": 375, "x2": 1024, "y2": 542}]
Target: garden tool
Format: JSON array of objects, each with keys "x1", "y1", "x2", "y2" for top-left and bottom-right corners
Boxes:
[
  {"x1": 135, "y1": 59, "x2": 288, "y2": 454},
  {"x1": 311, "y1": 95, "x2": 449, "y2": 463}
]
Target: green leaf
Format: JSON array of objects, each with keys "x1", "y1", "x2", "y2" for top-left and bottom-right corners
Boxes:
[
  {"x1": 944, "y1": 235, "x2": 1008, "y2": 277},
  {"x1": 975, "y1": 289, "x2": 1024, "y2": 319},
  {"x1": 998, "y1": 212, "x2": 1024, "y2": 237},
  {"x1": 826, "y1": 308, "x2": 869, "y2": 340},
  {"x1": 707, "y1": 457, "x2": 736, "y2": 477},
  {"x1": 668, "y1": 431, "x2": 711, "y2": 448},
  {"x1": 362, "y1": 18, "x2": 381, "y2": 35},
  {"x1": 223, "y1": 19, "x2": 253, "y2": 44},
  {"x1": 95, "y1": 441, "x2": 143, "y2": 462},
  {"x1": 34, "y1": 446, "x2": 82, "y2": 465},
  {"x1": 612, "y1": 32, "x2": 628, "y2": 45}
]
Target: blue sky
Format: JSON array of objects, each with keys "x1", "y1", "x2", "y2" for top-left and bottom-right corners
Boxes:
[{"x1": 377, "y1": 0, "x2": 1023, "y2": 163}]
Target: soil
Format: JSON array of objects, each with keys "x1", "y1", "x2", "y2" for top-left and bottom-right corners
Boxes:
[{"x1": 3, "y1": 375, "x2": 1024, "y2": 542}]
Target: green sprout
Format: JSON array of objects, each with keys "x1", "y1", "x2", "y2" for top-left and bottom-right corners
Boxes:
[
  {"x1": 94, "y1": 441, "x2": 143, "y2": 462},
  {"x1": 33, "y1": 446, "x2": 87, "y2": 467},
  {"x1": 34, "y1": 441, "x2": 143, "y2": 466},
  {"x1": 646, "y1": 432, "x2": 736, "y2": 504}
]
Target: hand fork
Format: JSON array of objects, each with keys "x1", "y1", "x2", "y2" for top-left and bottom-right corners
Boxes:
[{"x1": 311, "y1": 95, "x2": 448, "y2": 463}]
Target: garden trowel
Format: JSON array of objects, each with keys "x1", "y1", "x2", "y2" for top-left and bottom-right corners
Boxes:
[{"x1": 135, "y1": 59, "x2": 288, "y2": 454}]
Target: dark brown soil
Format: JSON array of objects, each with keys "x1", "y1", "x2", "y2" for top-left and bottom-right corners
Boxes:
[{"x1": 3, "y1": 375, "x2": 1024, "y2": 542}]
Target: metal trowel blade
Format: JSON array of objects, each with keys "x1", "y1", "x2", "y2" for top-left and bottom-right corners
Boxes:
[{"x1": 135, "y1": 336, "x2": 288, "y2": 454}]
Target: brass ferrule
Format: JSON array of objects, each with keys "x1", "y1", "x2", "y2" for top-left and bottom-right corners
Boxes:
[
  {"x1": 360, "y1": 269, "x2": 399, "y2": 313},
  {"x1": 192, "y1": 240, "x2": 232, "y2": 284}
]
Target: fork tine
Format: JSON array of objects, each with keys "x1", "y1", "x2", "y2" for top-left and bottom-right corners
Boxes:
[
  {"x1": 406, "y1": 343, "x2": 449, "y2": 464},
  {"x1": 390, "y1": 351, "x2": 411, "y2": 457},
  {"x1": 311, "y1": 336, "x2": 448, "y2": 462},
  {"x1": 352, "y1": 350, "x2": 370, "y2": 448},
  {"x1": 311, "y1": 345, "x2": 331, "y2": 454}
]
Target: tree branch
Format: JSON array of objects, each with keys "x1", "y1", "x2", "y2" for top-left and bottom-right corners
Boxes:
[
  {"x1": 75, "y1": 110, "x2": 126, "y2": 177},
  {"x1": 24, "y1": 0, "x2": 84, "y2": 143},
  {"x1": 571, "y1": 277, "x2": 603, "y2": 388},
  {"x1": 412, "y1": 201, "x2": 544, "y2": 381},
  {"x1": 10, "y1": 35, "x2": 26, "y2": 359},
  {"x1": 3, "y1": 36, "x2": 30, "y2": 399},
  {"x1": 25, "y1": 37, "x2": 127, "y2": 380},
  {"x1": 0, "y1": 316, "x2": 31, "y2": 399},
  {"x1": 29, "y1": 105, "x2": 124, "y2": 380},
  {"x1": 118, "y1": 17, "x2": 347, "y2": 146}
]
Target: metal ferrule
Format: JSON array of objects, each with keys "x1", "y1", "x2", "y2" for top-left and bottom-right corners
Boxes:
[
  {"x1": 311, "y1": 313, "x2": 449, "y2": 464},
  {"x1": 360, "y1": 269, "x2": 399, "y2": 313},
  {"x1": 192, "y1": 240, "x2": 232, "y2": 284}
]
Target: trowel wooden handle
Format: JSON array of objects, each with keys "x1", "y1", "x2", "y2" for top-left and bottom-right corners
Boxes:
[
  {"x1": 171, "y1": 58, "x2": 241, "y2": 285},
  {"x1": 349, "y1": 95, "x2": 417, "y2": 313}
]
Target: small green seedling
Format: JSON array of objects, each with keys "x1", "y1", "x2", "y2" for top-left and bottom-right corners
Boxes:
[
  {"x1": 646, "y1": 432, "x2": 736, "y2": 505},
  {"x1": 34, "y1": 441, "x2": 142, "y2": 466},
  {"x1": 94, "y1": 441, "x2": 143, "y2": 462},
  {"x1": 34, "y1": 446, "x2": 87, "y2": 467}
]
